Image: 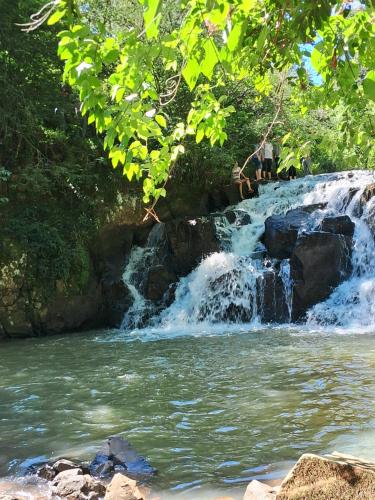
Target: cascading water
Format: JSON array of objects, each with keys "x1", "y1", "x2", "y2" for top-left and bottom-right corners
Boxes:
[{"x1": 121, "y1": 170, "x2": 375, "y2": 333}]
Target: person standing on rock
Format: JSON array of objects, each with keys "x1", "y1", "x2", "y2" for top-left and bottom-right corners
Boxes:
[
  {"x1": 263, "y1": 141, "x2": 273, "y2": 180},
  {"x1": 232, "y1": 161, "x2": 253, "y2": 200},
  {"x1": 301, "y1": 155, "x2": 312, "y2": 176},
  {"x1": 253, "y1": 141, "x2": 263, "y2": 181}
]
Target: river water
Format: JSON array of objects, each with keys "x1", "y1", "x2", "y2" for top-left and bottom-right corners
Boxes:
[
  {"x1": 2, "y1": 171, "x2": 375, "y2": 498},
  {"x1": 2, "y1": 327, "x2": 375, "y2": 498}
]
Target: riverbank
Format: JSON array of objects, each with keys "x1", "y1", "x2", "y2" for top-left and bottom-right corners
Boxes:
[{"x1": 3, "y1": 450, "x2": 375, "y2": 499}]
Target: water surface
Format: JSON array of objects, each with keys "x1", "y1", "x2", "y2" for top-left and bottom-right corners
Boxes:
[{"x1": 1, "y1": 327, "x2": 375, "y2": 497}]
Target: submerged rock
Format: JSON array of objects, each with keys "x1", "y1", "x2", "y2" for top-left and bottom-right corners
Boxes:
[
  {"x1": 90, "y1": 436, "x2": 155, "y2": 479},
  {"x1": 277, "y1": 452, "x2": 375, "y2": 499},
  {"x1": 291, "y1": 231, "x2": 352, "y2": 320}
]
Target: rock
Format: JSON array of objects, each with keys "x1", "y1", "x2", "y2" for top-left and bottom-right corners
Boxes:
[
  {"x1": 244, "y1": 479, "x2": 278, "y2": 499},
  {"x1": 165, "y1": 216, "x2": 222, "y2": 276},
  {"x1": 359, "y1": 182, "x2": 375, "y2": 213},
  {"x1": 37, "y1": 463, "x2": 56, "y2": 481},
  {"x1": 53, "y1": 468, "x2": 106, "y2": 500},
  {"x1": 224, "y1": 209, "x2": 252, "y2": 226},
  {"x1": 291, "y1": 231, "x2": 352, "y2": 320},
  {"x1": 144, "y1": 265, "x2": 177, "y2": 302},
  {"x1": 263, "y1": 208, "x2": 312, "y2": 260},
  {"x1": 53, "y1": 458, "x2": 82, "y2": 474},
  {"x1": 90, "y1": 436, "x2": 156, "y2": 479},
  {"x1": 258, "y1": 269, "x2": 290, "y2": 323},
  {"x1": 104, "y1": 473, "x2": 149, "y2": 500},
  {"x1": 102, "y1": 279, "x2": 133, "y2": 328},
  {"x1": 318, "y1": 215, "x2": 355, "y2": 238},
  {"x1": 276, "y1": 452, "x2": 375, "y2": 499}
]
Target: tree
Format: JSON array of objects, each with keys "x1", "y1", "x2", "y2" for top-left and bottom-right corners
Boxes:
[{"x1": 24, "y1": 0, "x2": 375, "y2": 215}]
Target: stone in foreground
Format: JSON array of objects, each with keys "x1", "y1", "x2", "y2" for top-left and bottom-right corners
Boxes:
[
  {"x1": 244, "y1": 479, "x2": 278, "y2": 499},
  {"x1": 276, "y1": 452, "x2": 375, "y2": 499},
  {"x1": 52, "y1": 468, "x2": 106, "y2": 499},
  {"x1": 104, "y1": 473, "x2": 149, "y2": 500}
]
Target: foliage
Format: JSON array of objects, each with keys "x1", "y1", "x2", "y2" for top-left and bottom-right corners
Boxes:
[
  {"x1": 32, "y1": 0, "x2": 374, "y2": 207},
  {"x1": 0, "y1": 0, "x2": 128, "y2": 298}
]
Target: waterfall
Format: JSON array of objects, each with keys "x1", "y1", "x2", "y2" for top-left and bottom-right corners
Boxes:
[{"x1": 121, "y1": 170, "x2": 375, "y2": 332}]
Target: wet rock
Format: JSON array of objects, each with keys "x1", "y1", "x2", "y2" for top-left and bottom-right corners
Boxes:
[
  {"x1": 258, "y1": 269, "x2": 290, "y2": 323},
  {"x1": 104, "y1": 473, "x2": 149, "y2": 500},
  {"x1": 263, "y1": 208, "x2": 312, "y2": 260},
  {"x1": 244, "y1": 479, "x2": 278, "y2": 499},
  {"x1": 53, "y1": 458, "x2": 82, "y2": 474},
  {"x1": 90, "y1": 436, "x2": 155, "y2": 479},
  {"x1": 263, "y1": 204, "x2": 328, "y2": 260},
  {"x1": 224, "y1": 209, "x2": 252, "y2": 226},
  {"x1": 359, "y1": 182, "x2": 375, "y2": 213},
  {"x1": 102, "y1": 279, "x2": 133, "y2": 328},
  {"x1": 37, "y1": 463, "x2": 56, "y2": 481},
  {"x1": 291, "y1": 231, "x2": 352, "y2": 321},
  {"x1": 144, "y1": 265, "x2": 177, "y2": 302},
  {"x1": 318, "y1": 215, "x2": 355, "y2": 238},
  {"x1": 165, "y1": 216, "x2": 221, "y2": 276},
  {"x1": 52, "y1": 468, "x2": 105, "y2": 499},
  {"x1": 277, "y1": 452, "x2": 375, "y2": 499}
]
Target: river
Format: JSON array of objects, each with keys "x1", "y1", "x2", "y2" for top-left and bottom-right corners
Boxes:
[{"x1": 2, "y1": 326, "x2": 375, "y2": 498}]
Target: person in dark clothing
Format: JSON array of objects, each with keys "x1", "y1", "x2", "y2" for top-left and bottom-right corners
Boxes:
[{"x1": 288, "y1": 165, "x2": 297, "y2": 180}]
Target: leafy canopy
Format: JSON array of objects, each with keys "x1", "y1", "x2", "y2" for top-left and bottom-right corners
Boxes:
[{"x1": 35, "y1": 0, "x2": 375, "y2": 206}]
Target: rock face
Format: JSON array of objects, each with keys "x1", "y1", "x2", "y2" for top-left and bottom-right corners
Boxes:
[
  {"x1": 90, "y1": 436, "x2": 155, "y2": 479},
  {"x1": 104, "y1": 473, "x2": 149, "y2": 500},
  {"x1": 291, "y1": 232, "x2": 352, "y2": 320},
  {"x1": 277, "y1": 452, "x2": 375, "y2": 499},
  {"x1": 259, "y1": 269, "x2": 290, "y2": 323},
  {"x1": 164, "y1": 216, "x2": 222, "y2": 276}
]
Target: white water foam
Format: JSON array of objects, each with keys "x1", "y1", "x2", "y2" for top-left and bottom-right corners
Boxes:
[{"x1": 121, "y1": 170, "x2": 375, "y2": 337}]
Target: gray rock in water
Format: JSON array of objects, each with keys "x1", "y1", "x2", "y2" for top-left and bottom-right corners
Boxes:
[
  {"x1": 90, "y1": 436, "x2": 156, "y2": 479},
  {"x1": 291, "y1": 231, "x2": 352, "y2": 320}
]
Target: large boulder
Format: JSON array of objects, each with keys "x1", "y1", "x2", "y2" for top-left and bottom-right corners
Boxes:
[
  {"x1": 291, "y1": 232, "x2": 352, "y2": 320},
  {"x1": 164, "y1": 216, "x2": 222, "y2": 276},
  {"x1": 90, "y1": 436, "x2": 155, "y2": 479},
  {"x1": 318, "y1": 215, "x2": 355, "y2": 238},
  {"x1": 263, "y1": 205, "x2": 325, "y2": 260},
  {"x1": 277, "y1": 452, "x2": 375, "y2": 499}
]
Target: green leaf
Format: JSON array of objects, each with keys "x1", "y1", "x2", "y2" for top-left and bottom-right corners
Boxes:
[
  {"x1": 227, "y1": 19, "x2": 248, "y2": 52},
  {"x1": 201, "y1": 39, "x2": 219, "y2": 80},
  {"x1": 155, "y1": 114, "x2": 167, "y2": 128},
  {"x1": 196, "y1": 124, "x2": 205, "y2": 144},
  {"x1": 143, "y1": 0, "x2": 162, "y2": 40},
  {"x1": 363, "y1": 70, "x2": 375, "y2": 102},
  {"x1": 256, "y1": 26, "x2": 267, "y2": 52},
  {"x1": 182, "y1": 57, "x2": 201, "y2": 91},
  {"x1": 48, "y1": 9, "x2": 66, "y2": 26}
]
